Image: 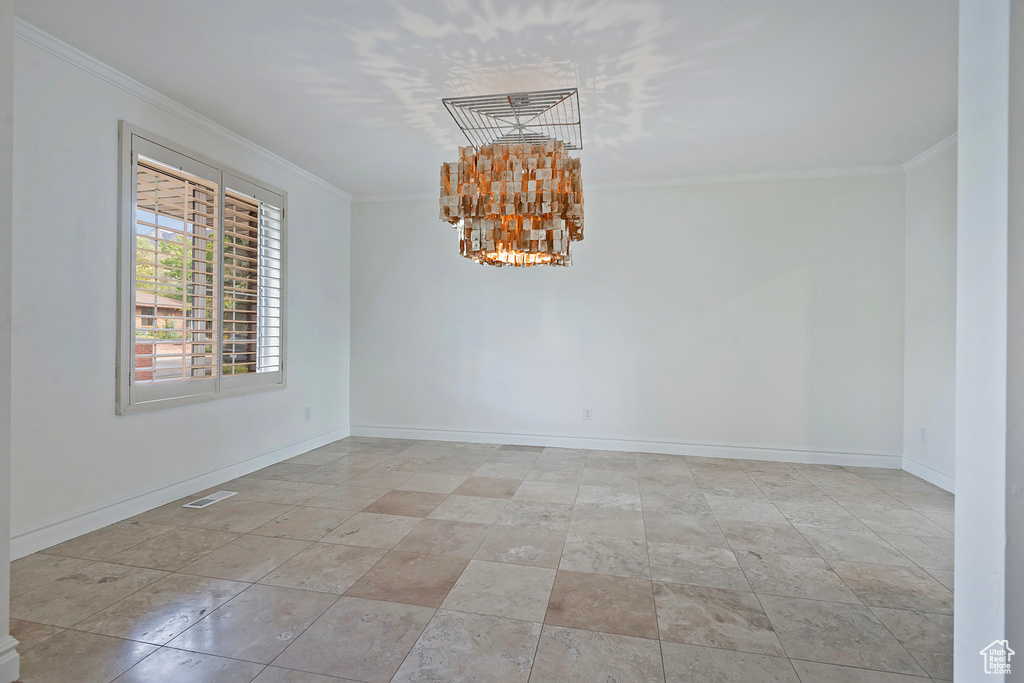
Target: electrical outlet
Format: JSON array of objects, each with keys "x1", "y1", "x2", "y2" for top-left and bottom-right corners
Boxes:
[
  {"x1": 583, "y1": 408, "x2": 592, "y2": 421},
  {"x1": 304, "y1": 407, "x2": 312, "y2": 422},
  {"x1": 919, "y1": 428, "x2": 927, "y2": 445}
]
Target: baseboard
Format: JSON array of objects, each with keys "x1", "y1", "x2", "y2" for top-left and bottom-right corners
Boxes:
[
  {"x1": 0, "y1": 636, "x2": 19, "y2": 683},
  {"x1": 10, "y1": 425, "x2": 350, "y2": 560},
  {"x1": 350, "y1": 424, "x2": 902, "y2": 469},
  {"x1": 901, "y1": 456, "x2": 955, "y2": 493}
]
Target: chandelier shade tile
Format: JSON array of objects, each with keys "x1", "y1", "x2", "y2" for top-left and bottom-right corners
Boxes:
[{"x1": 439, "y1": 89, "x2": 584, "y2": 267}]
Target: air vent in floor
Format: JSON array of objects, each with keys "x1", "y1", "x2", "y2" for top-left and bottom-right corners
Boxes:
[{"x1": 182, "y1": 491, "x2": 238, "y2": 509}]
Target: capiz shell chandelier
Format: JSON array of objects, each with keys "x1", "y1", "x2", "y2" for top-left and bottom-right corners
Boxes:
[
  {"x1": 439, "y1": 88, "x2": 584, "y2": 267},
  {"x1": 439, "y1": 141, "x2": 583, "y2": 267}
]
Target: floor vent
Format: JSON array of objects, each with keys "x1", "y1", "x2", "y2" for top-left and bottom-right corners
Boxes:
[{"x1": 182, "y1": 491, "x2": 238, "y2": 509}]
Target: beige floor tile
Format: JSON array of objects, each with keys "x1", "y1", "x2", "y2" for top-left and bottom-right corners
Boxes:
[
  {"x1": 113, "y1": 647, "x2": 265, "y2": 682},
  {"x1": 559, "y1": 532, "x2": 651, "y2": 579},
  {"x1": 252, "y1": 667, "x2": 350, "y2": 682},
  {"x1": 512, "y1": 480, "x2": 580, "y2": 505},
  {"x1": 569, "y1": 505, "x2": 645, "y2": 539},
  {"x1": 344, "y1": 550, "x2": 468, "y2": 607},
  {"x1": 790, "y1": 660, "x2": 934, "y2": 682},
  {"x1": 273, "y1": 596, "x2": 433, "y2": 682},
  {"x1": 391, "y1": 609, "x2": 541, "y2": 683},
  {"x1": 10, "y1": 553, "x2": 95, "y2": 597},
  {"x1": 453, "y1": 476, "x2": 523, "y2": 497},
  {"x1": 394, "y1": 518, "x2": 490, "y2": 558},
  {"x1": 344, "y1": 469, "x2": 414, "y2": 489},
  {"x1": 530, "y1": 625, "x2": 664, "y2": 683},
  {"x1": 11, "y1": 561, "x2": 168, "y2": 627},
  {"x1": 796, "y1": 527, "x2": 914, "y2": 566},
  {"x1": 427, "y1": 494, "x2": 509, "y2": 524},
  {"x1": 582, "y1": 469, "x2": 640, "y2": 487},
  {"x1": 43, "y1": 521, "x2": 174, "y2": 561},
  {"x1": 470, "y1": 462, "x2": 532, "y2": 480},
  {"x1": 585, "y1": 454, "x2": 639, "y2": 472},
  {"x1": 719, "y1": 520, "x2": 818, "y2": 557},
  {"x1": 9, "y1": 619, "x2": 63, "y2": 652},
  {"x1": 441, "y1": 559, "x2": 556, "y2": 622},
  {"x1": 249, "y1": 462, "x2": 320, "y2": 482},
  {"x1": 108, "y1": 526, "x2": 239, "y2": 571},
  {"x1": 653, "y1": 582, "x2": 784, "y2": 655},
  {"x1": 545, "y1": 570, "x2": 659, "y2": 639},
  {"x1": 736, "y1": 551, "x2": 859, "y2": 603},
  {"x1": 75, "y1": 573, "x2": 247, "y2": 644},
  {"x1": 758, "y1": 594, "x2": 926, "y2": 675},
  {"x1": 879, "y1": 533, "x2": 954, "y2": 571},
  {"x1": 395, "y1": 473, "x2": 469, "y2": 494},
  {"x1": 638, "y1": 487, "x2": 709, "y2": 516},
  {"x1": 319, "y1": 512, "x2": 422, "y2": 548},
  {"x1": 189, "y1": 501, "x2": 295, "y2": 534},
  {"x1": 775, "y1": 500, "x2": 868, "y2": 531},
  {"x1": 870, "y1": 607, "x2": 953, "y2": 680},
  {"x1": 304, "y1": 485, "x2": 389, "y2": 510},
  {"x1": 260, "y1": 542, "x2": 387, "y2": 594},
  {"x1": 847, "y1": 505, "x2": 952, "y2": 537},
  {"x1": 661, "y1": 641, "x2": 800, "y2": 682},
  {"x1": 299, "y1": 463, "x2": 374, "y2": 485},
  {"x1": 927, "y1": 568, "x2": 954, "y2": 591},
  {"x1": 575, "y1": 483, "x2": 643, "y2": 510},
  {"x1": 167, "y1": 584, "x2": 336, "y2": 664},
  {"x1": 251, "y1": 506, "x2": 357, "y2": 541},
  {"x1": 247, "y1": 481, "x2": 338, "y2": 505},
  {"x1": 830, "y1": 561, "x2": 953, "y2": 614},
  {"x1": 705, "y1": 495, "x2": 789, "y2": 524},
  {"x1": 179, "y1": 535, "x2": 310, "y2": 582},
  {"x1": 129, "y1": 498, "x2": 220, "y2": 526},
  {"x1": 495, "y1": 500, "x2": 574, "y2": 531},
  {"x1": 362, "y1": 490, "x2": 447, "y2": 517},
  {"x1": 17, "y1": 630, "x2": 156, "y2": 683},
  {"x1": 647, "y1": 541, "x2": 748, "y2": 590},
  {"x1": 643, "y1": 511, "x2": 728, "y2": 547},
  {"x1": 284, "y1": 449, "x2": 349, "y2": 466},
  {"x1": 473, "y1": 525, "x2": 565, "y2": 568}
]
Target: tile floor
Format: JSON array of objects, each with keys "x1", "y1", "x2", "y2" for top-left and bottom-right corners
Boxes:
[{"x1": 9, "y1": 438, "x2": 955, "y2": 682}]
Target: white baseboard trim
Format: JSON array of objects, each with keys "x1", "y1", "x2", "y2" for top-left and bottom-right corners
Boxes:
[
  {"x1": 10, "y1": 426, "x2": 350, "y2": 560},
  {"x1": 0, "y1": 636, "x2": 19, "y2": 683},
  {"x1": 350, "y1": 425, "x2": 902, "y2": 469},
  {"x1": 901, "y1": 456, "x2": 955, "y2": 493}
]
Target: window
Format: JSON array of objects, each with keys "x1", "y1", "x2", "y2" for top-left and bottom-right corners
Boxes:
[{"x1": 117, "y1": 122, "x2": 286, "y2": 413}]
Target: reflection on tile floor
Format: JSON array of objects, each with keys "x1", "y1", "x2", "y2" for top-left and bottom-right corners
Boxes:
[{"x1": 10, "y1": 438, "x2": 955, "y2": 682}]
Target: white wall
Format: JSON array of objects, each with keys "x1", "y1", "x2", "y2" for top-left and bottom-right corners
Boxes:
[
  {"x1": 10, "y1": 33, "x2": 351, "y2": 557},
  {"x1": 903, "y1": 147, "x2": 957, "y2": 491},
  {"x1": 954, "y1": 0, "x2": 1010, "y2": 679},
  {"x1": 0, "y1": 4, "x2": 18, "y2": 682},
  {"x1": 351, "y1": 176, "x2": 906, "y2": 466}
]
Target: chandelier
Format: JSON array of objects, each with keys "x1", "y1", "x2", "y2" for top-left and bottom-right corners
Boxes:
[{"x1": 439, "y1": 89, "x2": 584, "y2": 267}]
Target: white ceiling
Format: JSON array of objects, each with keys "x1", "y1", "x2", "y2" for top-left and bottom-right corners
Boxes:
[{"x1": 16, "y1": 0, "x2": 957, "y2": 198}]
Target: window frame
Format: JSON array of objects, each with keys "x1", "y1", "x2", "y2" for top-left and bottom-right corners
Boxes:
[{"x1": 117, "y1": 121, "x2": 288, "y2": 414}]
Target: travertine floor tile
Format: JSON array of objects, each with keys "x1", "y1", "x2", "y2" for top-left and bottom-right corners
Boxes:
[
  {"x1": 453, "y1": 476, "x2": 523, "y2": 497},
  {"x1": 11, "y1": 561, "x2": 168, "y2": 627},
  {"x1": 250, "y1": 506, "x2": 356, "y2": 541},
  {"x1": 513, "y1": 480, "x2": 580, "y2": 505},
  {"x1": 362, "y1": 490, "x2": 447, "y2": 517},
  {"x1": 108, "y1": 526, "x2": 239, "y2": 571},
  {"x1": 495, "y1": 500, "x2": 574, "y2": 531},
  {"x1": 719, "y1": 520, "x2": 817, "y2": 557},
  {"x1": 9, "y1": 619, "x2": 63, "y2": 652},
  {"x1": 188, "y1": 501, "x2": 295, "y2": 534},
  {"x1": 75, "y1": 573, "x2": 247, "y2": 644},
  {"x1": 394, "y1": 518, "x2": 490, "y2": 558},
  {"x1": 179, "y1": 535, "x2": 310, "y2": 582},
  {"x1": 647, "y1": 541, "x2": 748, "y2": 590},
  {"x1": 395, "y1": 473, "x2": 469, "y2": 494},
  {"x1": 252, "y1": 667, "x2": 348, "y2": 682},
  {"x1": 829, "y1": 561, "x2": 954, "y2": 614},
  {"x1": 758, "y1": 594, "x2": 926, "y2": 675},
  {"x1": 10, "y1": 553, "x2": 95, "y2": 597},
  {"x1": 344, "y1": 550, "x2": 468, "y2": 607},
  {"x1": 427, "y1": 494, "x2": 509, "y2": 524},
  {"x1": 260, "y1": 543, "x2": 386, "y2": 594},
  {"x1": 530, "y1": 625, "x2": 664, "y2": 683},
  {"x1": 167, "y1": 584, "x2": 336, "y2": 664},
  {"x1": 661, "y1": 641, "x2": 800, "y2": 682},
  {"x1": 574, "y1": 483, "x2": 643, "y2": 510},
  {"x1": 705, "y1": 495, "x2": 789, "y2": 525},
  {"x1": 653, "y1": 582, "x2": 784, "y2": 656},
  {"x1": 790, "y1": 660, "x2": 934, "y2": 683},
  {"x1": 441, "y1": 559, "x2": 556, "y2": 622},
  {"x1": 736, "y1": 551, "x2": 859, "y2": 603},
  {"x1": 391, "y1": 609, "x2": 541, "y2": 683},
  {"x1": 560, "y1": 532, "x2": 651, "y2": 579},
  {"x1": 545, "y1": 570, "x2": 659, "y2": 639},
  {"x1": 319, "y1": 512, "x2": 421, "y2": 548},
  {"x1": 473, "y1": 525, "x2": 565, "y2": 568},
  {"x1": 569, "y1": 505, "x2": 645, "y2": 539},
  {"x1": 776, "y1": 500, "x2": 868, "y2": 531},
  {"x1": 304, "y1": 485, "x2": 388, "y2": 510},
  {"x1": 246, "y1": 481, "x2": 337, "y2": 505},
  {"x1": 43, "y1": 521, "x2": 174, "y2": 561},
  {"x1": 643, "y1": 511, "x2": 727, "y2": 547},
  {"x1": 871, "y1": 607, "x2": 953, "y2": 679},
  {"x1": 17, "y1": 630, "x2": 156, "y2": 683},
  {"x1": 879, "y1": 533, "x2": 955, "y2": 571},
  {"x1": 273, "y1": 596, "x2": 433, "y2": 682},
  {"x1": 113, "y1": 647, "x2": 265, "y2": 682},
  {"x1": 796, "y1": 527, "x2": 913, "y2": 566}
]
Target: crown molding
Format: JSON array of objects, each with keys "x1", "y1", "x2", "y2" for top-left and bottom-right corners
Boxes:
[
  {"x1": 14, "y1": 19, "x2": 353, "y2": 203},
  {"x1": 901, "y1": 132, "x2": 958, "y2": 173},
  {"x1": 355, "y1": 191, "x2": 438, "y2": 204},
  {"x1": 585, "y1": 164, "x2": 905, "y2": 192}
]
